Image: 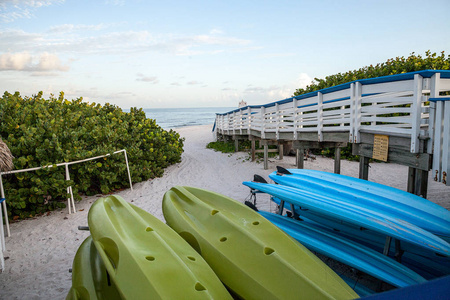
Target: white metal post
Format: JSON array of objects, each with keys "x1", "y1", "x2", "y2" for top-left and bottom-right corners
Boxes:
[
  {"x1": 0, "y1": 175, "x2": 6, "y2": 251},
  {"x1": 232, "y1": 111, "x2": 236, "y2": 135},
  {"x1": 247, "y1": 107, "x2": 252, "y2": 132},
  {"x1": 442, "y1": 101, "x2": 450, "y2": 186},
  {"x1": 261, "y1": 106, "x2": 266, "y2": 139},
  {"x1": 239, "y1": 109, "x2": 243, "y2": 135},
  {"x1": 428, "y1": 74, "x2": 439, "y2": 153},
  {"x1": 411, "y1": 74, "x2": 423, "y2": 153},
  {"x1": 430, "y1": 74, "x2": 442, "y2": 181},
  {"x1": 123, "y1": 150, "x2": 133, "y2": 190},
  {"x1": 0, "y1": 174, "x2": 10, "y2": 237},
  {"x1": 293, "y1": 99, "x2": 298, "y2": 140},
  {"x1": 0, "y1": 242, "x2": 4, "y2": 272},
  {"x1": 354, "y1": 82, "x2": 362, "y2": 143},
  {"x1": 349, "y1": 83, "x2": 355, "y2": 143},
  {"x1": 65, "y1": 164, "x2": 76, "y2": 214},
  {"x1": 317, "y1": 92, "x2": 323, "y2": 142},
  {"x1": 275, "y1": 103, "x2": 280, "y2": 140}
]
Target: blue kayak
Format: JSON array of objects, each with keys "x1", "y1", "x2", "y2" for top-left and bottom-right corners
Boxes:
[
  {"x1": 243, "y1": 181, "x2": 450, "y2": 257},
  {"x1": 360, "y1": 275, "x2": 450, "y2": 300},
  {"x1": 269, "y1": 168, "x2": 450, "y2": 239},
  {"x1": 273, "y1": 198, "x2": 450, "y2": 279},
  {"x1": 259, "y1": 211, "x2": 426, "y2": 288}
]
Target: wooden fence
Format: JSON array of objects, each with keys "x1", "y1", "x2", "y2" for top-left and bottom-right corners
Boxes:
[{"x1": 215, "y1": 70, "x2": 450, "y2": 186}]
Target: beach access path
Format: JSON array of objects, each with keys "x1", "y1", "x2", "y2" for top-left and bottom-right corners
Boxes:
[{"x1": 0, "y1": 124, "x2": 449, "y2": 299}]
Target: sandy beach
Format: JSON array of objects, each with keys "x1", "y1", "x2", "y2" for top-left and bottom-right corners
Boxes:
[{"x1": 0, "y1": 124, "x2": 449, "y2": 299}]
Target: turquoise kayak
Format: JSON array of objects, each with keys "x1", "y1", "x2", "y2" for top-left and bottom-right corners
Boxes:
[
  {"x1": 259, "y1": 211, "x2": 426, "y2": 288},
  {"x1": 162, "y1": 186, "x2": 359, "y2": 300},
  {"x1": 85, "y1": 195, "x2": 232, "y2": 299},
  {"x1": 269, "y1": 168, "x2": 450, "y2": 239},
  {"x1": 243, "y1": 181, "x2": 450, "y2": 257},
  {"x1": 273, "y1": 197, "x2": 450, "y2": 279}
]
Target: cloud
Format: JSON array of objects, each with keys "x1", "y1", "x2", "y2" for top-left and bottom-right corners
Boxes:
[
  {"x1": 48, "y1": 23, "x2": 109, "y2": 33},
  {"x1": 0, "y1": 51, "x2": 32, "y2": 70},
  {"x1": 104, "y1": 0, "x2": 125, "y2": 6},
  {"x1": 296, "y1": 73, "x2": 313, "y2": 89},
  {"x1": 0, "y1": 27, "x2": 253, "y2": 58},
  {"x1": 258, "y1": 52, "x2": 296, "y2": 59},
  {"x1": 0, "y1": 51, "x2": 69, "y2": 72},
  {"x1": 244, "y1": 84, "x2": 297, "y2": 101},
  {"x1": 244, "y1": 86, "x2": 266, "y2": 93},
  {"x1": 209, "y1": 29, "x2": 224, "y2": 35},
  {"x1": 0, "y1": 0, "x2": 64, "y2": 23},
  {"x1": 136, "y1": 73, "x2": 158, "y2": 84},
  {"x1": 186, "y1": 81, "x2": 202, "y2": 85}
]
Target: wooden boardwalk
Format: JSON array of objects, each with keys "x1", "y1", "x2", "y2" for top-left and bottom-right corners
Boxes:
[{"x1": 214, "y1": 70, "x2": 450, "y2": 198}]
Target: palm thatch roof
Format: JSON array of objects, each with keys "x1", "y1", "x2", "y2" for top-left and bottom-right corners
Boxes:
[{"x1": 0, "y1": 138, "x2": 14, "y2": 172}]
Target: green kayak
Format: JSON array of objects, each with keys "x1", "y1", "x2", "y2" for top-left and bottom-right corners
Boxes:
[
  {"x1": 162, "y1": 186, "x2": 359, "y2": 300},
  {"x1": 69, "y1": 195, "x2": 232, "y2": 299},
  {"x1": 67, "y1": 236, "x2": 121, "y2": 300}
]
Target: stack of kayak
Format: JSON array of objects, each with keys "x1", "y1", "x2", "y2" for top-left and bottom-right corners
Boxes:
[
  {"x1": 67, "y1": 179, "x2": 449, "y2": 299},
  {"x1": 67, "y1": 195, "x2": 232, "y2": 300},
  {"x1": 243, "y1": 167, "x2": 450, "y2": 292},
  {"x1": 67, "y1": 188, "x2": 360, "y2": 299}
]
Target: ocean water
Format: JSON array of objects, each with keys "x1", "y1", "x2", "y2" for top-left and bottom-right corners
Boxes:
[{"x1": 141, "y1": 107, "x2": 234, "y2": 130}]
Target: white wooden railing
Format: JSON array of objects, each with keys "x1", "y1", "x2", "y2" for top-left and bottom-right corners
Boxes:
[{"x1": 215, "y1": 70, "x2": 450, "y2": 185}]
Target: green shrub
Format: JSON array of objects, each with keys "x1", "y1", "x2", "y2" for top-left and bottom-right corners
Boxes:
[
  {"x1": 0, "y1": 91, "x2": 184, "y2": 219},
  {"x1": 294, "y1": 50, "x2": 450, "y2": 96},
  {"x1": 206, "y1": 141, "x2": 236, "y2": 153},
  {"x1": 207, "y1": 140, "x2": 278, "y2": 158}
]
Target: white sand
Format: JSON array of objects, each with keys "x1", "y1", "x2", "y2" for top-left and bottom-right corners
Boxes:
[{"x1": 1, "y1": 124, "x2": 449, "y2": 299}]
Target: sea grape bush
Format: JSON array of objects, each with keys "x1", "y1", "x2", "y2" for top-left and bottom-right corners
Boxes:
[
  {"x1": 0, "y1": 91, "x2": 184, "y2": 219},
  {"x1": 294, "y1": 51, "x2": 450, "y2": 96}
]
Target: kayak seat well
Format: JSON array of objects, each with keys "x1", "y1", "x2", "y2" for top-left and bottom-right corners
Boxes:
[
  {"x1": 97, "y1": 237, "x2": 119, "y2": 271},
  {"x1": 179, "y1": 231, "x2": 202, "y2": 255}
]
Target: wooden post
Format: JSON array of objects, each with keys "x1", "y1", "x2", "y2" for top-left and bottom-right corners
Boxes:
[
  {"x1": 296, "y1": 149, "x2": 304, "y2": 169},
  {"x1": 264, "y1": 145, "x2": 269, "y2": 170},
  {"x1": 407, "y1": 167, "x2": 415, "y2": 194},
  {"x1": 359, "y1": 156, "x2": 369, "y2": 180},
  {"x1": 251, "y1": 140, "x2": 256, "y2": 162},
  {"x1": 414, "y1": 169, "x2": 428, "y2": 198},
  {"x1": 279, "y1": 143, "x2": 284, "y2": 160},
  {"x1": 407, "y1": 167, "x2": 428, "y2": 198},
  {"x1": 334, "y1": 147, "x2": 341, "y2": 174}
]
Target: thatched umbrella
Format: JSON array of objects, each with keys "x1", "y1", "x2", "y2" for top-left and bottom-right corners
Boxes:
[{"x1": 0, "y1": 138, "x2": 14, "y2": 172}]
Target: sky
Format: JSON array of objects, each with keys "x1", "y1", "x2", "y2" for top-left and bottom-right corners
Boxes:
[{"x1": 1, "y1": 0, "x2": 449, "y2": 109}]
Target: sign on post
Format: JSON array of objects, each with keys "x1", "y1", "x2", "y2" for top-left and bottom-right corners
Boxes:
[{"x1": 373, "y1": 134, "x2": 389, "y2": 162}]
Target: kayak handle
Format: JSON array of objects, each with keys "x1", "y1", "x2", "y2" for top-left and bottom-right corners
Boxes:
[{"x1": 94, "y1": 237, "x2": 120, "y2": 276}]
